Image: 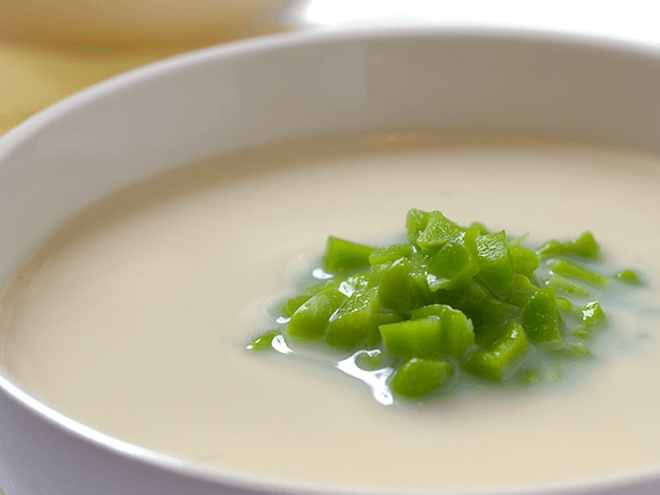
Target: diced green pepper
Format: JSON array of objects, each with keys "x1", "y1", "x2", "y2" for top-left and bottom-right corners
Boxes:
[
  {"x1": 287, "y1": 288, "x2": 347, "y2": 339},
  {"x1": 572, "y1": 326, "x2": 595, "y2": 341},
  {"x1": 379, "y1": 318, "x2": 442, "y2": 357},
  {"x1": 442, "y1": 280, "x2": 519, "y2": 333},
  {"x1": 411, "y1": 304, "x2": 474, "y2": 359},
  {"x1": 509, "y1": 244, "x2": 541, "y2": 278},
  {"x1": 322, "y1": 236, "x2": 375, "y2": 273},
  {"x1": 405, "y1": 208, "x2": 430, "y2": 244},
  {"x1": 338, "y1": 273, "x2": 371, "y2": 297},
  {"x1": 554, "y1": 296, "x2": 573, "y2": 313},
  {"x1": 549, "y1": 259, "x2": 609, "y2": 288},
  {"x1": 475, "y1": 230, "x2": 514, "y2": 294},
  {"x1": 408, "y1": 251, "x2": 434, "y2": 303},
  {"x1": 508, "y1": 273, "x2": 538, "y2": 308},
  {"x1": 615, "y1": 269, "x2": 643, "y2": 285},
  {"x1": 369, "y1": 310, "x2": 406, "y2": 347},
  {"x1": 354, "y1": 349, "x2": 387, "y2": 371},
  {"x1": 279, "y1": 295, "x2": 312, "y2": 318},
  {"x1": 572, "y1": 300, "x2": 606, "y2": 341},
  {"x1": 545, "y1": 274, "x2": 590, "y2": 297},
  {"x1": 368, "y1": 243, "x2": 413, "y2": 265},
  {"x1": 581, "y1": 300, "x2": 605, "y2": 326},
  {"x1": 468, "y1": 221, "x2": 489, "y2": 235},
  {"x1": 541, "y1": 340, "x2": 591, "y2": 358},
  {"x1": 464, "y1": 320, "x2": 529, "y2": 381},
  {"x1": 537, "y1": 232, "x2": 600, "y2": 259},
  {"x1": 426, "y1": 228, "x2": 480, "y2": 291},
  {"x1": 520, "y1": 368, "x2": 543, "y2": 384},
  {"x1": 519, "y1": 365, "x2": 565, "y2": 384},
  {"x1": 391, "y1": 357, "x2": 454, "y2": 398},
  {"x1": 302, "y1": 278, "x2": 341, "y2": 295},
  {"x1": 325, "y1": 287, "x2": 380, "y2": 348},
  {"x1": 522, "y1": 287, "x2": 561, "y2": 343},
  {"x1": 247, "y1": 330, "x2": 280, "y2": 352},
  {"x1": 415, "y1": 211, "x2": 464, "y2": 252},
  {"x1": 377, "y1": 258, "x2": 417, "y2": 312}
]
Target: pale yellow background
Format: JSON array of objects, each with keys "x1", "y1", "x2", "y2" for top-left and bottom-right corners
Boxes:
[{"x1": 0, "y1": 0, "x2": 290, "y2": 137}]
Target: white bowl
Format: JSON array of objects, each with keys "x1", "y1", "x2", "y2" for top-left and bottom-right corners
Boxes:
[{"x1": 1, "y1": 28, "x2": 660, "y2": 495}]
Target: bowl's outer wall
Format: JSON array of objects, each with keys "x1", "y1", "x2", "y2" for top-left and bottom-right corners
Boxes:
[{"x1": 1, "y1": 29, "x2": 660, "y2": 495}]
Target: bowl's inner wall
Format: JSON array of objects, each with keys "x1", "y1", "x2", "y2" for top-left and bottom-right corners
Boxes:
[{"x1": 1, "y1": 33, "x2": 660, "y2": 298}]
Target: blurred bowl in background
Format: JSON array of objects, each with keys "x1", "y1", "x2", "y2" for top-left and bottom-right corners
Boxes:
[{"x1": 0, "y1": 0, "x2": 290, "y2": 46}]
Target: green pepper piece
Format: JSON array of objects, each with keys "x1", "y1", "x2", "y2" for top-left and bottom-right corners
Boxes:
[
  {"x1": 391, "y1": 357, "x2": 454, "y2": 398},
  {"x1": 537, "y1": 232, "x2": 600, "y2": 259},
  {"x1": 615, "y1": 269, "x2": 644, "y2": 285},
  {"x1": 415, "y1": 211, "x2": 464, "y2": 252},
  {"x1": 475, "y1": 230, "x2": 514, "y2": 294},
  {"x1": 247, "y1": 330, "x2": 280, "y2": 352},
  {"x1": 325, "y1": 287, "x2": 380, "y2": 348},
  {"x1": 287, "y1": 288, "x2": 346, "y2": 339},
  {"x1": 301, "y1": 277, "x2": 341, "y2": 295},
  {"x1": 426, "y1": 228, "x2": 480, "y2": 291},
  {"x1": 441, "y1": 279, "x2": 520, "y2": 333},
  {"x1": 368, "y1": 243, "x2": 413, "y2": 265},
  {"x1": 322, "y1": 236, "x2": 375, "y2": 273},
  {"x1": 405, "y1": 208, "x2": 431, "y2": 244},
  {"x1": 508, "y1": 244, "x2": 541, "y2": 278},
  {"x1": 369, "y1": 310, "x2": 406, "y2": 348},
  {"x1": 468, "y1": 221, "x2": 489, "y2": 235},
  {"x1": 572, "y1": 300, "x2": 606, "y2": 341},
  {"x1": 541, "y1": 340, "x2": 591, "y2": 358},
  {"x1": 508, "y1": 273, "x2": 538, "y2": 308},
  {"x1": 554, "y1": 296, "x2": 573, "y2": 313},
  {"x1": 279, "y1": 295, "x2": 312, "y2": 318},
  {"x1": 549, "y1": 259, "x2": 609, "y2": 288},
  {"x1": 408, "y1": 251, "x2": 434, "y2": 304},
  {"x1": 464, "y1": 320, "x2": 529, "y2": 382},
  {"x1": 354, "y1": 349, "x2": 388, "y2": 371},
  {"x1": 337, "y1": 273, "x2": 371, "y2": 297},
  {"x1": 520, "y1": 368, "x2": 543, "y2": 385},
  {"x1": 519, "y1": 364, "x2": 566, "y2": 384},
  {"x1": 379, "y1": 318, "x2": 442, "y2": 357},
  {"x1": 582, "y1": 300, "x2": 605, "y2": 325},
  {"x1": 377, "y1": 258, "x2": 417, "y2": 312},
  {"x1": 545, "y1": 274, "x2": 590, "y2": 297},
  {"x1": 411, "y1": 304, "x2": 475, "y2": 359},
  {"x1": 522, "y1": 287, "x2": 561, "y2": 343}
]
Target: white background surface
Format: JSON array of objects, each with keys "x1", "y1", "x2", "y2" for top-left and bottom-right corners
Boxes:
[{"x1": 285, "y1": 0, "x2": 660, "y2": 47}]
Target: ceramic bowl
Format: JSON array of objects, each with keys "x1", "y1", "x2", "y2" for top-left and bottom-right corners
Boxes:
[{"x1": 1, "y1": 28, "x2": 659, "y2": 495}]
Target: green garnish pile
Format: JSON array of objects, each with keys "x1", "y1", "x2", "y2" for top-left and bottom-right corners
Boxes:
[{"x1": 249, "y1": 209, "x2": 641, "y2": 402}]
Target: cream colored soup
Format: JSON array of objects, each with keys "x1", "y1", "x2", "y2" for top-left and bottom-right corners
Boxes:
[{"x1": 1, "y1": 132, "x2": 659, "y2": 490}]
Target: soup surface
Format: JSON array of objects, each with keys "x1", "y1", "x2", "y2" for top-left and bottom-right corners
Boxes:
[{"x1": 1, "y1": 132, "x2": 660, "y2": 490}]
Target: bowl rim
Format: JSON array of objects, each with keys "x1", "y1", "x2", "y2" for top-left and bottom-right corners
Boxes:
[{"x1": 1, "y1": 25, "x2": 660, "y2": 495}]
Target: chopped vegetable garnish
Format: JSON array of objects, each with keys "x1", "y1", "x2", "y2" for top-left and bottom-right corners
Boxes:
[
  {"x1": 391, "y1": 357, "x2": 454, "y2": 398},
  {"x1": 536, "y1": 231, "x2": 600, "y2": 259},
  {"x1": 522, "y1": 287, "x2": 561, "y2": 343},
  {"x1": 247, "y1": 330, "x2": 281, "y2": 352},
  {"x1": 322, "y1": 236, "x2": 375, "y2": 272},
  {"x1": 615, "y1": 269, "x2": 643, "y2": 285},
  {"x1": 249, "y1": 209, "x2": 641, "y2": 403},
  {"x1": 464, "y1": 320, "x2": 529, "y2": 382},
  {"x1": 548, "y1": 259, "x2": 609, "y2": 288}
]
